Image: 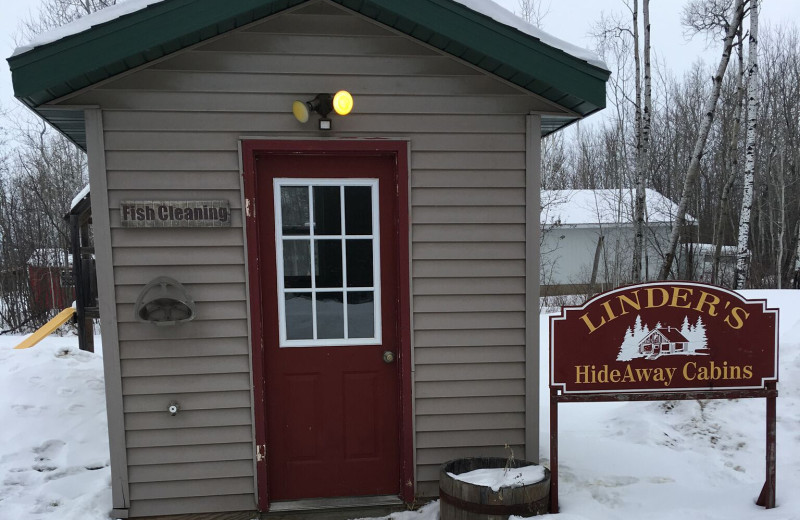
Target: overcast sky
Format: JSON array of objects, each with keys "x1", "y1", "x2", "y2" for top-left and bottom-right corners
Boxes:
[{"x1": 2, "y1": 0, "x2": 799, "y2": 121}]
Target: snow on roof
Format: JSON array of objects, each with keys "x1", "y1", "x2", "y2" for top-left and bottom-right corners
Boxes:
[
  {"x1": 13, "y1": 0, "x2": 607, "y2": 70},
  {"x1": 541, "y1": 189, "x2": 694, "y2": 227},
  {"x1": 70, "y1": 184, "x2": 90, "y2": 211},
  {"x1": 12, "y1": 0, "x2": 167, "y2": 56},
  {"x1": 648, "y1": 327, "x2": 689, "y2": 343},
  {"x1": 454, "y1": 0, "x2": 607, "y2": 69}
]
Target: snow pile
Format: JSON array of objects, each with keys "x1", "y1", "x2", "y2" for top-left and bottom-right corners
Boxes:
[
  {"x1": 352, "y1": 500, "x2": 440, "y2": 520},
  {"x1": 449, "y1": 465, "x2": 546, "y2": 492},
  {"x1": 0, "y1": 335, "x2": 109, "y2": 520}
]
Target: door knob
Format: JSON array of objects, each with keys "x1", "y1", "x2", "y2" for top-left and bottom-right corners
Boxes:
[{"x1": 383, "y1": 350, "x2": 395, "y2": 364}]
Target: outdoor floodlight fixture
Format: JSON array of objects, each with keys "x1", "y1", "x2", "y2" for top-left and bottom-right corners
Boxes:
[{"x1": 292, "y1": 90, "x2": 353, "y2": 130}]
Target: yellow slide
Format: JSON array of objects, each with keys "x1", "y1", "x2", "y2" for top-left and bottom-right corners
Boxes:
[{"x1": 13, "y1": 307, "x2": 77, "y2": 350}]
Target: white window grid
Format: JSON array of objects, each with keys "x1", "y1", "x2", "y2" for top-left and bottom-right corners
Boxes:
[{"x1": 274, "y1": 178, "x2": 382, "y2": 347}]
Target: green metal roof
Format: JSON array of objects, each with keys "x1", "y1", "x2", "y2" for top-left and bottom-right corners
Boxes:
[{"x1": 8, "y1": 0, "x2": 609, "y2": 148}]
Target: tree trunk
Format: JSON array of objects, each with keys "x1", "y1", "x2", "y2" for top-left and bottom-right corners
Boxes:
[
  {"x1": 632, "y1": 0, "x2": 646, "y2": 282},
  {"x1": 777, "y1": 152, "x2": 785, "y2": 289},
  {"x1": 590, "y1": 235, "x2": 605, "y2": 295},
  {"x1": 712, "y1": 24, "x2": 746, "y2": 286},
  {"x1": 659, "y1": 0, "x2": 747, "y2": 280},
  {"x1": 735, "y1": 0, "x2": 760, "y2": 290}
]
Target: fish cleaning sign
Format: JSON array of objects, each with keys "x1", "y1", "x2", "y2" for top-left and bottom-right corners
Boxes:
[
  {"x1": 550, "y1": 282, "x2": 778, "y2": 394},
  {"x1": 120, "y1": 200, "x2": 231, "y2": 228}
]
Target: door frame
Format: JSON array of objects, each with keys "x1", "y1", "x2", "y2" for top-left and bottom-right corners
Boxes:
[{"x1": 241, "y1": 140, "x2": 413, "y2": 510}]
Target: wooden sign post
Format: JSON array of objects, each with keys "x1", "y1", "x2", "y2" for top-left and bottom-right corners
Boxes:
[{"x1": 549, "y1": 282, "x2": 778, "y2": 513}]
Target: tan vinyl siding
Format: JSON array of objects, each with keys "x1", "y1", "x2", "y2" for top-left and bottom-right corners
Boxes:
[{"x1": 61, "y1": 2, "x2": 555, "y2": 514}]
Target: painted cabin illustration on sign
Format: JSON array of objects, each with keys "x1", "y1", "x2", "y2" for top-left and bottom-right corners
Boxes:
[
  {"x1": 639, "y1": 327, "x2": 688, "y2": 358},
  {"x1": 617, "y1": 315, "x2": 709, "y2": 361}
]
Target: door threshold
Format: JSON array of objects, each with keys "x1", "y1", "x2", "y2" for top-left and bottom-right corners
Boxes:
[{"x1": 269, "y1": 495, "x2": 403, "y2": 512}]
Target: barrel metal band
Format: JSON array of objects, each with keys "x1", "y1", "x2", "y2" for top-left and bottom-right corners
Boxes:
[{"x1": 439, "y1": 488, "x2": 549, "y2": 516}]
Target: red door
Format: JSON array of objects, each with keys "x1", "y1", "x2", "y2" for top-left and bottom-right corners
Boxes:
[{"x1": 253, "y1": 150, "x2": 402, "y2": 502}]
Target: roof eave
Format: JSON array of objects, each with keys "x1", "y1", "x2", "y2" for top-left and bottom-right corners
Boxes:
[{"x1": 9, "y1": 0, "x2": 609, "y2": 142}]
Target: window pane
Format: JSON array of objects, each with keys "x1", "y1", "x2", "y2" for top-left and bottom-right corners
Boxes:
[
  {"x1": 281, "y1": 186, "x2": 310, "y2": 236},
  {"x1": 283, "y1": 240, "x2": 311, "y2": 288},
  {"x1": 313, "y1": 186, "x2": 341, "y2": 235},
  {"x1": 285, "y1": 293, "x2": 313, "y2": 340},
  {"x1": 346, "y1": 239, "x2": 373, "y2": 287},
  {"x1": 345, "y1": 186, "x2": 372, "y2": 235},
  {"x1": 315, "y1": 240, "x2": 342, "y2": 288},
  {"x1": 348, "y1": 291, "x2": 374, "y2": 338},
  {"x1": 317, "y1": 292, "x2": 344, "y2": 339}
]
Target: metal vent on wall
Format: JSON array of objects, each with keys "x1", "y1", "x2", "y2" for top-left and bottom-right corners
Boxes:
[{"x1": 134, "y1": 276, "x2": 196, "y2": 326}]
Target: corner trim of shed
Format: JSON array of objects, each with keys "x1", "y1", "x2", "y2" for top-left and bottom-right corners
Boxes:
[{"x1": 8, "y1": 0, "x2": 609, "y2": 149}]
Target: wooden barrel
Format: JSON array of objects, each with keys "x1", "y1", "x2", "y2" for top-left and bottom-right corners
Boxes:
[{"x1": 439, "y1": 457, "x2": 550, "y2": 520}]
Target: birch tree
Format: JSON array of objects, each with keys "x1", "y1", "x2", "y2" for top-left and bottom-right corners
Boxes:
[
  {"x1": 632, "y1": 0, "x2": 652, "y2": 282},
  {"x1": 734, "y1": 0, "x2": 759, "y2": 289},
  {"x1": 711, "y1": 23, "x2": 745, "y2": 285},
  {"x1": 659, "y1": 0, "x2": 747, "y2": 279}
]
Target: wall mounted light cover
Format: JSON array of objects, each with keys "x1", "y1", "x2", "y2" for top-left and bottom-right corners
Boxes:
[
  {"x1": 134, "y1": 276, "x2": 196, "y2": 326},
  {"x1": 292, "y1": 100, "x2": 310, "y2": 123},
  {"x1": 332, "y1": 90, "x2": 353, "y2": 116}
]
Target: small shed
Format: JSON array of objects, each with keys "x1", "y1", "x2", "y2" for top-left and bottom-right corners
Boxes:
[
  {"x1": 541, "y1": 189, "x2": 693, "y2": 295},
  {"x1": 27, "y1": 248, "x2": 74, "y2": 313},
  {"x1": 9, "y1": 1, "x2": 609, "y2": 518}
]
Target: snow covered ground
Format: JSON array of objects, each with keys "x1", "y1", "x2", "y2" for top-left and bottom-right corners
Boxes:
[
  {"x1": 1, "y1": 289, "x2": 799, "y2": 520},
  {"x1": 0, "y1": 335, "x2": 110, "y2": 520}
]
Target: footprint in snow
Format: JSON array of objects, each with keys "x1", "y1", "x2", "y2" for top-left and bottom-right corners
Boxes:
[
  {"x1": 32, "y1": 498, "x2": 61, "y2": 513},
  {"x1": 33, "y1": 440, "x2": 65, "y2": 457},
  {"x1": 591, "y1": 475, "x2": 638, "y2": 487},
  {"x1": 11, "y1": 404, "x2": 44, "y2": 417},
  {"x1": 56, "y1": 387, "x2": 75, "y2": 396},
  {"x1": 32, "y1": 463, "x2": 58, "y2": 473},
  {"x1": 647, "y1": 476, "x2": 676, "y2": 483},
  {"x1": 45, "y1": 466, "x2": 84, "y2": 481},
  {"x1": 67, "y1": 403, "x2": 85, "y2": 414},
  {"x1": 86, "y1": 378, "x2": 104, "y2": 392}
]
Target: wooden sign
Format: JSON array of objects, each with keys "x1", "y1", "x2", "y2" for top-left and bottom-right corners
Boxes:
[
  {"x1": 550, "y1": 282, "x2": 778, "y2": 394},
  {"x1": 120, "y1": 200, "x2": 231, "y2": 228},
  {"x1": 548, "y1": 281, "x2": 779, "y2": 514}
]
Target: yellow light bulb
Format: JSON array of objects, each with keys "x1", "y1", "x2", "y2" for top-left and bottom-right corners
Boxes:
[
  {"x1": 292, "y1": 100, "x2": 310, "y2": 123},
  {"x1": 333, "y1": 90, "x2": 353, "y2": 116}
]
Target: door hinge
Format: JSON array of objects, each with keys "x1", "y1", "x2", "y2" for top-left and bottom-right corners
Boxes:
[{"x1": 256, "y1": 444, "x2": 267, "y2": 462}]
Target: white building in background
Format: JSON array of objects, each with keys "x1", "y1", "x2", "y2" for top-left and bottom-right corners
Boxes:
[{"x1": 540, "y1": 189, "x2": 695, "y2": 294}]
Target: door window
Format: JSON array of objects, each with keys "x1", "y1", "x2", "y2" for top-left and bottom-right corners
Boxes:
[{"x1": 274, "y1": 179, "x2": 381, "y2": 347}]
